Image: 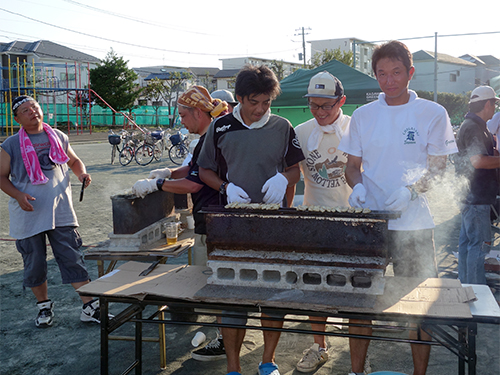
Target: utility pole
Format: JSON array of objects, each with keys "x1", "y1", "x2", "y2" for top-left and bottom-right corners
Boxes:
[
  {"x1": 433, "y1": 32, "x2": 438, "y2": 102},
  {"x1": 295, "y1": 27, "x2": 311, "y2": 68}
]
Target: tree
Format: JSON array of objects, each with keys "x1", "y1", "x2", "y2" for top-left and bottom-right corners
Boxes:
[
  {"x1": 309, "y1": 48, "x2": 353, "y2": 69},
  {"x1": 142, "y1": 78, "x2": 164, "y2": 126},
  {"x1": 140, "y1": 71, "x2": 193, "y2": 127},
  {"x1": 270, "y1": 60, "x2": 285, "y2": 81},
  {"x1": 197, "y1": 70, "x2": 216, "y2": 93},
  {"x1": 89, "y1": 49, "x2": 141, "y2": 125}
]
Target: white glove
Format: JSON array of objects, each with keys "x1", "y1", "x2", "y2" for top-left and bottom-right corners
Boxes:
[
  {"x1": 148, "y1": 168, "x2": 171, "y2": 179},
  {"x1": 132, "y1": 179, "x2": 158, "y2": 198},
  {"x1": 226, "y1": 182, "x2": 251, "y2": 204},
  {"x1": 385, "y1": 186, "x2": 411, "y2": 212},
  {"x1": 261, "y1": 172, "x2": 288, "y2": 204},
  {"x1": 349, "y1": 183, "x2": 366, "y2": 208}
]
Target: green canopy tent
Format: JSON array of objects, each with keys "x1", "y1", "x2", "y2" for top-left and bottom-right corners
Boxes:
[
  {"x1": 490, "y1": 74, "x2": 500, "y2": 95},
  {"x1": 271, "y1": 60, "x2": 381, "y2": 126}
]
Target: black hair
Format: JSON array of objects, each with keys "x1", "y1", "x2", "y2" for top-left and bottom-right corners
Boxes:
[
  {"x1": 234, "y1": 65, "x2": 281, "y2": 100},
  {"x1": 372, "y1": 40, "x2": 413, "y2": 75}
]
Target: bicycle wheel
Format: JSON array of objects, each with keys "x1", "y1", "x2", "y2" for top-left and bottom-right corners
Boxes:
[
  {"x1": 111, "y1": 145, "x2": 117, "y2": 165},
  {"x1": 153, "y1": 141, "x2": 163, "y2": 161},
  {"x1": 119, "y1": 146, "x2": 134, "y2": 166},
  {"x1": 135, "y1": 144, "x2": 155, "y2": 166},
  {"x1": 169, "y1": 144, "x2": 189, "y2": 165}
]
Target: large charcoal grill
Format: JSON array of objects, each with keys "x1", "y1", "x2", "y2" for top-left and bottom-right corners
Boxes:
[{"x1": 202, "y1": 206, "x2": 400, "y2": 295}]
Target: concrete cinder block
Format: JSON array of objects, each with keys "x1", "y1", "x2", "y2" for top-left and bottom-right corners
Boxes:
[
  {"x1": 107, "y1": 215, "x2": 180, "y2": 252},
  {"x1": 207, "y1": 260, "x2": 386, "y2": 295}
]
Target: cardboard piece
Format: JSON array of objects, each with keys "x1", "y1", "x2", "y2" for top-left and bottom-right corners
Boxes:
[
  {"x1": 377, "y1": 278, "x2": 475, "y2": 318},
  {"x1": 78, "y1": 261, "x2": 210, "y2": 301},
  {"x1": 78, "y1": 262, "x2": 476, "y2": 319}
]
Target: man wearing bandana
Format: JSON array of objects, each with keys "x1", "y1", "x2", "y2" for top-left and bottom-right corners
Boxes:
[
  {"x1": 132, "y1": 86, "x2": 231, "y2": 361},
  {"x1": 0, "y1": 96, "x2": 102, "y2": 328}
]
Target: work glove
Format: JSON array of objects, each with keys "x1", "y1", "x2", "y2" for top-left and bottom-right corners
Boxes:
[
  {"x1": 261, "y1": 172, "x2": 288, "y2": 204},
  {"x1": 226, "y1": 183, "x2": 251, "y2": 204},
  {"x1": 148, "y1": 168, "x2": 172, "y2": 179},
  {"x1": 132, "y1": 179, "x2": 158, "y2": 199},
  {"x1": 385, "y1": 186, "x2": 411, "y2": 212},
  {"x1": 348, "y1": 183, "x2": 366, "y2": 208}
]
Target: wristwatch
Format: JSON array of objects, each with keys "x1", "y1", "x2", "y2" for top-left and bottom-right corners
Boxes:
[
  {"x1": 406, "y1": 184, "x2": 418, "y2": 201},
  {"x1": 219, "y1": 181, "x2": 228, "y2": 195},
  {"x1": 156, "y1": 178, "x2": 165, "y2": 191}
]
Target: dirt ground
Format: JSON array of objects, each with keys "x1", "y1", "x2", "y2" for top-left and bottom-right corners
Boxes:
[{"x1": 0, "y1": 133, "x2": 499, "y2": 375}]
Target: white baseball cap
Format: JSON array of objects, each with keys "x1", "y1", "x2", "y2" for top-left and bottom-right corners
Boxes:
[
  {"x1": 304, "y1": 71, "x2": 344, "y2": 99},
  {"x1": 469, "y1": 86, "x2": 499, "y2": 103}
]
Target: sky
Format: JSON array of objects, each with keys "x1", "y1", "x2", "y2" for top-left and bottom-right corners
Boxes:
[{"x1": 1, "y1": 0, "x2": 499, "y2": 70}]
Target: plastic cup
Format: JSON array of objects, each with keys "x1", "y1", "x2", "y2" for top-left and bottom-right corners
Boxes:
[
  {"x1": 186, "y1": 215, "x2": 195, "y2": 230},
  {"x1": 165, "y1": 222, "x2": 178, "y2": 245},
  {"x1": 191, "y1": 331, "x2": 206, "y2": 347}
]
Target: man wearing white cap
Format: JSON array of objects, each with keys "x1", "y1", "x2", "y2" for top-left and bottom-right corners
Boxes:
[
  {"x1": 292, "y1": 71, "x2": 351, "y2": 372},
  {"x1": 456, "y1": 85, "x2": 500, "y2": 284}
]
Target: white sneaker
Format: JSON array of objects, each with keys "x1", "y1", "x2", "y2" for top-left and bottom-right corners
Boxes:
[
  {"x1": 81, "y1": 299, "x2": 103, "y2": 323},
  {"x1": 296, "y1": 343, "x2": 328, "y2": 373},
  {"x1": 35, "y1": 300, "x2": 54, "y2": 328}
]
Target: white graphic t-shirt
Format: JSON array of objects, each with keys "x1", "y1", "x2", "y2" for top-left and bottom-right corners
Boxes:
[{"x1": 295, "y1": 112, "x2": 352, "y2": 207}]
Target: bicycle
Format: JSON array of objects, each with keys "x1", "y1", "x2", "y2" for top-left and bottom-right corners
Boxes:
[
  {"x1": 108, "y1": 129, "x2": 130, "y2": 165},
  {"x1": 146, "y1": 128, "x2": 166, "y2": 162},
  {"x1": 119, "y1": 129, "x2": 155, "y2": 166},
  {"x1": 168, "y1": 131, "x2": 189, "y2": 165}
]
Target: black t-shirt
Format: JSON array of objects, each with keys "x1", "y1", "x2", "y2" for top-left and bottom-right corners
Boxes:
[
  {"x1": 456, "y1": 113, "x2": 498, "y2": 205},
  {"x1": 185, "y1": 134, "x2": 220, "y2": 234}
]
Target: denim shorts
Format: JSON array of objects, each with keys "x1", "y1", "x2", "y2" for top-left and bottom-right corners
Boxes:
[{"x1": 16, "y1": 226, "x2": 89, "y2": 287}]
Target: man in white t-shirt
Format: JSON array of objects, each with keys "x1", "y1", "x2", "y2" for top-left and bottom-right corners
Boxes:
[
  {"x1": 338, "y1": 40, "x2": 458, "y2": 375},
  {"x1": 292, "y1": 71, "x2": 351, "y2": 372},
  {"x1": 487, "y1": 111, "x2": 500, "y2": 146}
]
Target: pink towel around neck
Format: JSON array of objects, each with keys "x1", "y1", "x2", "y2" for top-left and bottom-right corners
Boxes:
[{"x1": 19, "y1": 123, "x2": 70, "y2": 185}]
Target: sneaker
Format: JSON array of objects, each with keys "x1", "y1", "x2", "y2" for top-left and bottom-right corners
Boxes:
[
  {"x1": 296, "y1": 343, "x2": 328, "y2": 373},
  {"x1": 35, "y1": 300, "x2": 54, "y2": 328},
  {"x1": 258, "y1": 361, "x2": 280, "y2": 375},
  {"x1": 80, "y1": 299, "x2": 102, "y2": 323},
  {"x1": 191, "y1": 337, "x2": 226, "y2": 361}
]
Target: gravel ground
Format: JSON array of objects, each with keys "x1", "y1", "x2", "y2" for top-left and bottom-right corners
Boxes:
[{"x1": 0, "y1": 134, "x2": 499, "y2": 375}]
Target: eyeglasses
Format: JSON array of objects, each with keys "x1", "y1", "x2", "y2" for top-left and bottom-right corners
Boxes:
[{"x1": 308, "y1": 99, "x2": 340, "y2": 111}]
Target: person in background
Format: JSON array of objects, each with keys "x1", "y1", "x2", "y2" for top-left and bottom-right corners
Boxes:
[
  {"x1": 456, "y1": 86, "x2": 499, "y2": 284},
  {"x1": 198, "y1": 64, "x2": 305, "y2": 375},
  {"x1": 487, "y1": 109, "x2": 500, "y2": 222},
  {"x1": 291, "y1": 71, "x2": 351, "y2": 373},
  {"x1": 338, "y1": 40, "x2": 458, "y2": 375},
  {"x1": 0, "y1": 95, "x2": 100, "y2": 327},
  {"x1": 211, "y1": 89, "x2": 238, "y2": 112},
  {"x1": 487, "y1": 111, "x2": 500, "y2": 145},
  {"x1": 132, "y1": 85, "x2": 229, "y2": 360}
]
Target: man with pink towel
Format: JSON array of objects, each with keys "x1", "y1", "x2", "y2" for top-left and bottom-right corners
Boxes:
[{"x1": 0, "y1": 96, "x2": 103, "y2": 328}]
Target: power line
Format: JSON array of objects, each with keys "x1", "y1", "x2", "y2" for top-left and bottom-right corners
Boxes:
[
  {"x1": 62, "y1": 0, "x2": 219, "y2": 37},
  {"x1": 0, "y1": 7, "x2": 297, "y2": 60}
]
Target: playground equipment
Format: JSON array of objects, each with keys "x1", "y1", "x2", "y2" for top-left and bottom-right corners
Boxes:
[{"x1": 0, "y1": 59, "x2": 164, "y2": 136}]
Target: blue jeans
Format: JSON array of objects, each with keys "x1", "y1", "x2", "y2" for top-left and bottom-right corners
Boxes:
[{"x1": 458, "y1": 204, "x2": 491, "y2": 285}]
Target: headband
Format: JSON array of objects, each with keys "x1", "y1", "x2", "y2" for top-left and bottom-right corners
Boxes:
[{"x1": 12, "y1": 96, "x2": 35, "y2": 114}]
